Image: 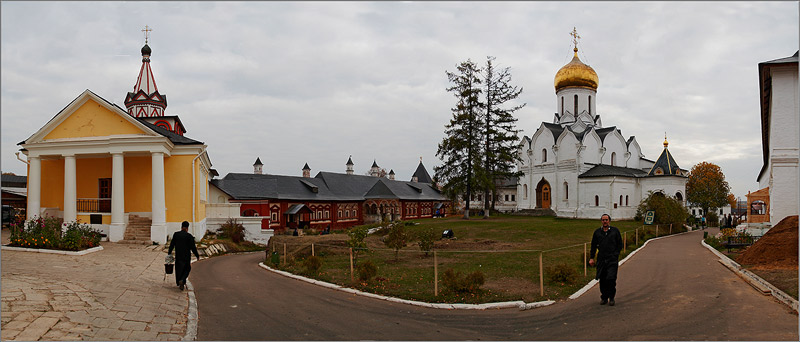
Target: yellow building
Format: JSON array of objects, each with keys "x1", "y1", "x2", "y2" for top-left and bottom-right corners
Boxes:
[{"x1": 18, "y1": 41, "x2": 212, "y2": 244}]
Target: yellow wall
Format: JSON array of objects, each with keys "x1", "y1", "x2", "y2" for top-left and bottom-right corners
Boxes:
[
  {"x1": 76, "y1": 158, "x2": 111, "y2": 199},
  {"x1": 164, "y1": 155, "x2": 193, "y2": 222},
  {"x1": 124, "y1": 156, "x2": 152, "y2": 212},
  {"x1": 43, "y1": 99, "x2": 145, "y2": 140},
  {"x1": 76, "y1": 214, "x2": 111, "y2": 224},
  {"x1": 40, "y1": 159, "x2": 65, "y2": 209}
]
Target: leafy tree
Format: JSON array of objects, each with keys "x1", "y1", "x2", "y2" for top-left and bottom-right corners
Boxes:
[
  {"x1": 634, "y1": 191, "x2": 690, "y2": 227},
  {"x1": 416, "y1": 227, "x2": 436, "y2": 257},
  {"x1": 727, "y1": 193, "x2": 737, "y2": 210},
  {"x1": 686, "y1": 161, "x2": 731, "y2": 220},
  {"x1": 383, "y1": 223, "x2": 408, "y2": 261},
  {"x1": 435, "y1": 59, "x2": 484, "y2": 219},
  {"x1": 478, "y1": 56, "x2": 525, "y2": 217},
  {"x1": 346, "y1": 225, "x2": 369, "y2": 265}
]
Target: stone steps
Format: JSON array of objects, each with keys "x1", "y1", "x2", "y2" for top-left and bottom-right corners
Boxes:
[{"x1": 123, "y1": 215, "x2": 152, "y2": 244}]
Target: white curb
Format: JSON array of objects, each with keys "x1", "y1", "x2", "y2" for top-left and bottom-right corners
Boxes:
[
  {"x1": 1, "y1": 245, "x2": 103, "y2": 255},
  {"x1": 258, "y1": 262, "x2": 541, "y2": 310},
  {"x1": 701, "y1": 240, "x2": 799, "y2": 312}
]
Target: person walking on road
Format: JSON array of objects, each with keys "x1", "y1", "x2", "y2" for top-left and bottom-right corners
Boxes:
[
  {"x1": 168, "y1": 221, "x2": 199, "y2": 291},
  {"x1": 589, "y1": 214, "x2": 623, "y2": 306}
]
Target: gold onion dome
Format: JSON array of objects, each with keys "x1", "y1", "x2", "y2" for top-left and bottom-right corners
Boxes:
[{"x1": 554, "y1": 47, "x2": 599, "y2": 92}]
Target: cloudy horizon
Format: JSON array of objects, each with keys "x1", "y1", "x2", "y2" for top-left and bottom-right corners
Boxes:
[{"x1": 2, "y1": 1, "x2": 798, "y2": 201}]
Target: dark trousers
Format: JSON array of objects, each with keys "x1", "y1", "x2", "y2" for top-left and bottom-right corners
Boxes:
[
  {"x1": 175, "y1": 258, "x2": 191, "y2": 286},
  {"x1": 599, "y1": 278, "x2": 616, "y2": 300}
]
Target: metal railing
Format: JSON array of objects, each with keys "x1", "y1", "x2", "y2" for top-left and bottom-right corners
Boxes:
[{"x1": 77, "y1": 198, "x2": 111, "y2": 213}]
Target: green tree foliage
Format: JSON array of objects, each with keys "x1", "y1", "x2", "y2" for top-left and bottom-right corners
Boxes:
[
  {"x1": 435, "y1": 59, "x2": 483, "y2": 219},
  {"x1": 686, "y1": 161, "x2": 731, "y2": 218},
  {"x1": 635, "y1": 191, "x2": 690, "y2": 226},
  {"x1": 346, "y1": 225, "x2": 369, "y2": 264},
  {"x1": 383, "y1": 223, "x2": 408, "y2": 261},
  {"x1": 479, "y1": 56, "x2": 525, "y2": 217},
  {"x1": 416, "y1": 227, "x2": 437, "y2": 257}
]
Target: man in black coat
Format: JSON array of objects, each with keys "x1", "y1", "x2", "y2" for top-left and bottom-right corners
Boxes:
[
  {"x1": 168, "y1": 221, "x2": 200, "y2": 291},
  {"x1": 589, "y1": 214, "x2": 623, "y2": 306}
]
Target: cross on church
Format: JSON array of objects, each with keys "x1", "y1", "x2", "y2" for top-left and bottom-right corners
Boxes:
[
  {"x1": 570, "y1": 27, "x2": 581, "y2": 50},
  {"x1": 142, "y1": 25, "x2": 152, "y2": 43}
]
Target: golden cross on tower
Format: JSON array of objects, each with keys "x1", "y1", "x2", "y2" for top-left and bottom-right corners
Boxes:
[
  {"x1": 142, "y1": 25, "x2": 152, "y2": 44},
  {"x1": 570, "y1": 27, "x2": 581, "y2": 51}
]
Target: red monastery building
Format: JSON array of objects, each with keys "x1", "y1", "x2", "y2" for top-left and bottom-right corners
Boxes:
[{"x1": 209, "y1": 158, "x2": 450, "y2": 233}]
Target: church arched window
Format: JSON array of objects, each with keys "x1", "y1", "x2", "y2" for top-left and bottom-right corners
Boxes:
[
  {"x1": 524, "y1": 184, "x2": 528, "y2": 199},
  {"x1": 619, "y1": 195, "x2": 623, "y2": 206},
  {"x1": 594, "y1": 195, "x2": 599, "y2": 206},
  {"x1": 588, "y1": 95, "x2": 592, "y2": 115},
  {"x1": 561, "y1": 96, "x2": 564, "y2": 115},
  {"x1": 542, "y1": 149, "x2": 547, "y2": 163},
  {"x1": 675, "y1": 192, "x2": 683, "y2": 202},
  {"x1": 574, "y1": 94, "x2": 578, "y2": 115},
  {"x1": 564, "y1": 182, "x2": 569, "y2": 199},
  {"x1": 625, "y1": 195, "x2": 629, "y2": 206},
  {"x1": 611, "y1": 152, "x2": 616, "y2": 166}
]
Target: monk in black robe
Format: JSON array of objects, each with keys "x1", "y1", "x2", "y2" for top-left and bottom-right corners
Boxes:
[
  {"x1": 589, "y1": 214, "x2": 623, "y2": 306},
  {"x1": 168, "y1": 221, "x2": 199, "y2": 291}
]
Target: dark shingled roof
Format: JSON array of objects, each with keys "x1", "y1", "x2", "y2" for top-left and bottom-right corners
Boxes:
[
  {"x1": 136, "y1": 119, "x2": 203, "y2": 145},
  {"x1": 579, "y1": 164, "x2": 649, "y2": 178},
  {"x1": 254, "y1": 158, "x2": 262, "y2": 166},
  {"x1": 496, "y1": 176, "x2": 518, "y2": 188},
  {"x1": 647, "y1": 147, "x2": 683, "y2": 176},
  {"x1": 543, "y1": 122, "x2": 564, "y2": 142},
  {"x1": 1, "y1": 174, "x2": 27, "y2": 188},
  {"x1": 212, "y1": 171, "x2": 446, "y2": 202},
  {"x1": 411, "y1": 161, "x2": 433, "y2": 183},
  {"x1": 595, "y1": 126, "x2": 618, "y2": 142}
]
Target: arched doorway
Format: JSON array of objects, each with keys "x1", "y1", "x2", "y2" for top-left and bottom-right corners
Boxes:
[{"x1": 535, "y1": 179, "x2": 551, "y2": 209}]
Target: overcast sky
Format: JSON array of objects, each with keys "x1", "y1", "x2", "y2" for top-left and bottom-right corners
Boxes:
[{"x1": 1, "y1": 1, "x2": 798, "y2": 200}]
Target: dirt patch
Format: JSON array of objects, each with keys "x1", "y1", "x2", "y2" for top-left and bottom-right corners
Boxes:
[
  {"x1": 736, "y1": 215, "x2": 798, "y2": 270},
  {"x1": 483, "y1": 277, "x2": 540, "y2": 301}
]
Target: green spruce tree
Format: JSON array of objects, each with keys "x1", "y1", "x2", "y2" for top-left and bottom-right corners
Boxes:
[{"x1": 435, "y1": 59, "x2": 483, "y2": 219}]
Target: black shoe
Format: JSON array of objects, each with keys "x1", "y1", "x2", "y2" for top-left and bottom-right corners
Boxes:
[
  {"x1": 609, "y1": 299, "x2": 615, "y2": 306},
  {"x1": 600, "y1": 299, "x2": 608, "y2": 305},
  {"x1": 179, "y1": 283, "x2": 184, "y2": 291}
]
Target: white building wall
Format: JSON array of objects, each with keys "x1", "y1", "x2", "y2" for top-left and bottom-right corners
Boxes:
[{"x1": 767, "y1": 66, "x2": 800, "y2": 222}]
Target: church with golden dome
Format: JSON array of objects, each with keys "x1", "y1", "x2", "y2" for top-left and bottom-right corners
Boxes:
[{"x1": 515, "y1": 29, "x2": 687, "y2": 219}]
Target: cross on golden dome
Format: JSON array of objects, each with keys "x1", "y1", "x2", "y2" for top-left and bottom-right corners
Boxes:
[
  {"x1": 570, "y1": 27, "x2": 581, "y2": 53},
  {"x1": 142, "y1": 25, "x2": 152, "y2": 44}
]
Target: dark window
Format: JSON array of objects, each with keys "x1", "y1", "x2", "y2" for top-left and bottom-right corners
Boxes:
[
  {"x1": 511, "y1": 195, "x2": 515, "y2": 201},
  {"x1": 595, "y1": 195, "x2": 599, "y2": 206},
  {"x1": 588, "y1": 95, "x2": 592, "y2": 115},
  {"x1": 99, "y1": 178, "x2": 111, "y2": 199},
  {"x1": 574, "y1": 94, "x2": 578, "y2": 115}
]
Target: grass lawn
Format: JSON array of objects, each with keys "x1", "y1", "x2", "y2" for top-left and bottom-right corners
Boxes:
[{"x1": 266, "y1": 214, "x2": 683, "y2": 304}]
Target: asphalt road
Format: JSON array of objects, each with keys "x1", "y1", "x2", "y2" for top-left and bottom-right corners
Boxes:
[{"x1": 192, "y1": 229, "x2": 798, "y2": 340}]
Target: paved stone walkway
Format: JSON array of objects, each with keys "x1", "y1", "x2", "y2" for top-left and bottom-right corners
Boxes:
[{"x1": 1, "y1": 229, "x2": 190, "y2": 341}]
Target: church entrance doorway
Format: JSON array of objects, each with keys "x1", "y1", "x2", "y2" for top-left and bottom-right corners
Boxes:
[{"x1": 536, "y1": 179, "x2": 551, "y2": 209}]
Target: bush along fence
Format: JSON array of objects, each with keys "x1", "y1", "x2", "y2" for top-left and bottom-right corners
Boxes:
[
  {"x1": 265, "y1": 223, "x2": 687, "y2": 304},
  {"x1": 6, "y1": 216, "x2": 102, "y2": 251}
]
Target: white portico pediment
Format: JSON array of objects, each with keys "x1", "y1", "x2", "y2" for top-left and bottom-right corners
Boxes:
[{"x1": 20, "y1": 89, "x2": 174, "y2": 158}]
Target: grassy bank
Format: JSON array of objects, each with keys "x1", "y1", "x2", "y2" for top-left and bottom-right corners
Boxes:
[{"x1": 266, "y1": 214, "x2": 684, "y2": 304}]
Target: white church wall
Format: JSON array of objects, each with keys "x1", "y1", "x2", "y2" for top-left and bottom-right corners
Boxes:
[
  {"x1": 581, "y1": 132, "x2": 602, "y2": 165},
  {"x1": 626, "y1": 139, "x2": 643, "y2": 169},
  {"x1": 556, "y1": 88, "x2": 597, "y2": 119},
  {"x1": 601, "y1": 132, "x2": 627, "y2": 166},
  {"x1": 532, "y1": 128, "x2": 556, "y2": 165},
  {"x1": 767, "y1": 65, "x2": 800, "y2": 222}
]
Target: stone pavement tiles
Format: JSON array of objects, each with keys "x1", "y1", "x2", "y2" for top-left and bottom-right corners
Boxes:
[{"x1": 1, "y1": 240, "x2": 189, "y2": 341}]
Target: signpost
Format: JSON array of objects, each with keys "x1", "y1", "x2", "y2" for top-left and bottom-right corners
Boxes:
[{"x1": 644, "y1": 210, "x2": 655, "y2": 225}]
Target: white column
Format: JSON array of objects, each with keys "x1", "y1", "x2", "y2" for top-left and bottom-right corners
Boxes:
[
  {"x1": 63, "y1": 155, "x2": 77, "y2": 225},
  {"x1": 109, "y1": 153, "x2": 126, "y2": 242},
  {"x1": 27, "y1": 156, "x2": 41, "y2": 220},
  {"x1": 151, "y1": 152, "x2": 167, "y2": 244}
]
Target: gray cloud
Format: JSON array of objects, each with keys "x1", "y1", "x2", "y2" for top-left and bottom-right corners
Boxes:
[{"x1": 2, "y1": 1, "x2": 797, "y2": 200}]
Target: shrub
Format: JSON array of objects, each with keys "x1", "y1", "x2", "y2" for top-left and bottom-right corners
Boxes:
[
  {"x1": 218, "y1": 218, "x2": 246, "y2": 244},
  {"x1": 356, "y1": 260, "x2": 377, "y2": 282},
  {"x1": 8, "y1": 216, "x2": 100, "y2": 251},
  {"x1": 635, "y1": 191, "x2": 690, "y2": 227},
  {"x1": 441, "y1": 269, "x2": 485, "y2": 293},
  {"x1": 383, "y1": 223, "x2": 408, "y2": 260},
  {"x1": 546, "y1": 263, "x2": 578, "y2": 284},
  {"x1": 302, "y1": 255, "x2": 323, "y2": 276},
  {"x1": 416, "y1": 227, "x2": 437, "y2": 257},
  {"x1": 305, "y1": 227, "x2": 320, "y2": 236}
]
